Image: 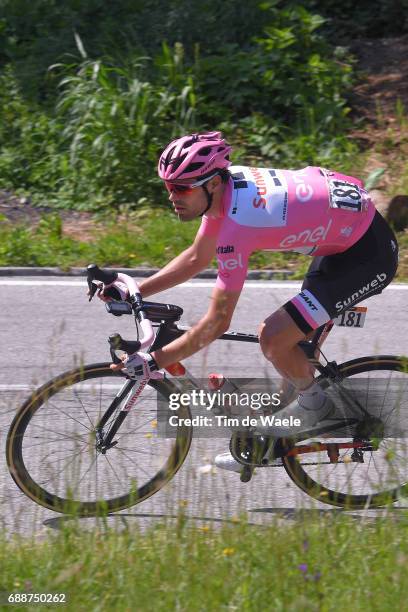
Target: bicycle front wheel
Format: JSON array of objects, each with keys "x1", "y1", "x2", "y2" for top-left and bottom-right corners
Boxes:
[
  {"x1": 6, "y1": 363, "x2": 192, "y2": 516},
  {"x1": 282, "y1": 356, "x2": 408, "y2": 509}
]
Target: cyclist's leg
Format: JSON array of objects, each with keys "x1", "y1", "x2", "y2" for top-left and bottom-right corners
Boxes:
[
  {"x1": 272, "y1": 323, "x2": 330, "y2": 406},
  {"x1": 258, "y1": 211, "x2": 399, "y2": 437},
  {"x1": 220, "y1": 213, "x2": 399, "y2": 471},
  {"x1": 298, "y1": 210, "x2": 398, "y2": 326},
  {"x1": 259, "y1": 251, "x2": 336, "y2": 391},
  {"x1": 262, "y1": 211, "x2": 398, "y2": 385},
  {"x1": 259, "y1": 307, "x2": 316, "y2": 389}
]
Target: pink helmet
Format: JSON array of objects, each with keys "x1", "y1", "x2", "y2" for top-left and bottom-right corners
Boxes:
[{"x1": 158, "y1": 131, "x2": 232, "y2": 182}]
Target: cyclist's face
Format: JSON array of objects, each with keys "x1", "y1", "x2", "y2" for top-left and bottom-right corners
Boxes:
[{"x1": 165, "y1": 178, "x2": 214, "y2": 221}]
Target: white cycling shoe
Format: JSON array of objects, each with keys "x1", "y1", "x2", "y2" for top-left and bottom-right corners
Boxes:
[
  {"x1": 215, "y1": 452, "x2": 243, "y2": 473},
  {"x1": 256, "y1": 393, "x2": 338, "y2": 439}
]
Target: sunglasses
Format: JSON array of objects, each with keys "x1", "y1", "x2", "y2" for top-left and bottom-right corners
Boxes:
[{"x1": 165, "y1": 172, "x2": 219, "y2": 194}]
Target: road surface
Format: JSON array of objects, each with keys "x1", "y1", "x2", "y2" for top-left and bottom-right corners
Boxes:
[{"x1": 1, "y1": 277, "x2": 408, "y2": 536}]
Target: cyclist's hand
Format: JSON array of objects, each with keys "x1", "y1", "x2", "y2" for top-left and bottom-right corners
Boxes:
[
  {"x1": 85, "y1": 282, "x2": 108, "y2": 302},
  {"x1": 96, "y1": 283, "x2": 112, "y2": 303},
  {"x1": 93, "y1": 280, "x2": 130, "y2": 303},
  {"x1": 110, "y1": 352, "x2": 161, "y2": 380}
]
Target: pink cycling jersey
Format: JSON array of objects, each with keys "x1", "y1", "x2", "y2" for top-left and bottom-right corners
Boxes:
[{"x1": 198, "y1": 165, "x2": 376, "y2": 292}]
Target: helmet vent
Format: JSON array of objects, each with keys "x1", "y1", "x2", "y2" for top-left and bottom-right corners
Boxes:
[
  {"x1": 185, "y1": 162, "x2": 204, "y2": 173},
  {"x1": 158, "y1": 131, "x2": 231, "y2": 181},
  {"x1": 161, "y1": 146, "x2": 176, "y2": 168},
  {"x1": 169, "y1": 153, "x2": 187, "y2": 172},
  {"x1": 184, "y1": 137, "x2": 198, "y2": 149},
  {"x1": 199, "y1": 146, "x2": 212, "y2": 156}
]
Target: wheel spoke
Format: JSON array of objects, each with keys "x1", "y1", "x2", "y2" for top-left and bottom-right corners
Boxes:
[
  {"x1": 283, "y1": 359, "x2": 408, "y2": 508},
  {"x1": 45, "y1": 399, "x2": 94, "y2": 432},
  {"x1": 8, "y1": 367, "x2": 191, "y2": 514}
]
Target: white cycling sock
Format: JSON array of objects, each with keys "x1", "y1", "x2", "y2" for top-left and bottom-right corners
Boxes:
[{"x1": 298, "y1": 381, "x2": 327, "y2": 410}]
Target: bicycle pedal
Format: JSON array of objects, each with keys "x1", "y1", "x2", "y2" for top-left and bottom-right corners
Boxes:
[
  {"x1": 351, "y1": 447, "x2": 364, "y2": 463},
  {"x1": 240, "y1": 466, "x2": 254, "y2": 483}
]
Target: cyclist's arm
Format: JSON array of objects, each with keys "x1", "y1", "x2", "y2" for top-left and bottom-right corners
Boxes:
[
  {"x1": 139, "y1": 231, "x2": 217, "y2": 298},
  {"x1": 151, "y1": 287, "x2": 240, "y2": 368}
]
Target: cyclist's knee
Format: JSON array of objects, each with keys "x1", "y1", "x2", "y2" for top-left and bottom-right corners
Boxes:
[{"x1": 259, "y1": 308, "x2": 305, "y2": 360}]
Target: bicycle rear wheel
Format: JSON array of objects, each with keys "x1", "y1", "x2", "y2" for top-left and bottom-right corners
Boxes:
[
  {"x1": 6, "y1": 363, "x2": 192, "y2": 516},
  {"x1": 282, "y1": 356, "x2": 408, "y2": 509}
]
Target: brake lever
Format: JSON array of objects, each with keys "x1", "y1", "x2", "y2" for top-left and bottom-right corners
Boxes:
[
  {"x1": 109, "y1": 345, "x2": 123, "y2": 365},
  {"x1": 87, "y1": 279, "x2": 98, "y2": 302},
  {"x1": 87, "y1": 263, "x2": 118, "y2": 302}
]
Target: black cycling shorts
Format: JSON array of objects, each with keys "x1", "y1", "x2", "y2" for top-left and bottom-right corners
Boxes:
[{"x1": 283, "y1": 211, "x2": 399, "y2": 335}]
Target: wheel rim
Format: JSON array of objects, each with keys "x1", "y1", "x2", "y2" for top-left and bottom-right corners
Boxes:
[
  {"x1": 283, "y1": 357, "x2": 408, "y2": 509},
  {"x1": 7, "y1": 365, "x2": 192, "y2": 515}
]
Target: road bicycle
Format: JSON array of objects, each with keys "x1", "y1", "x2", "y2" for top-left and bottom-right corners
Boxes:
[{"x1": 6, "y1": 265, "x2": 408, "y2": 515}]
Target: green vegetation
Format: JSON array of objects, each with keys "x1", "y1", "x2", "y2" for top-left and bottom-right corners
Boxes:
[
  {"x1": 0, "y1": 211, "x2": 310, "y2": 276},
  {"x1": 2, "y1": 514, "x2": 408, "y2": 610},
  {"x1": 0, "y1": 211, "x2": 199, "y2": 269},
  {"x1": 0, "y1": 1, "x2": 360, "y2": 211},
  {"x1": 1, "y1": 211, "x2": 407, "y2": 281},
  {"x1": 0, "y1": 1, "x2": 406, "y2": 273},
  {"x1": 308, "y1": 0, "x2": 408, "y2": 38}
]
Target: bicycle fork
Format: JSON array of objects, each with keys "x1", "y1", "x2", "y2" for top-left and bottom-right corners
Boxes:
[{"x1": 95, "y1": 378, "x2": 147, "y2": 454}]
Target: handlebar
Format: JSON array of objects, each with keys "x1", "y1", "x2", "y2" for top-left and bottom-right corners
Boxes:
[
  {"x1": 87, "y1": 263, "x2": 117, "y2": 287},
  {"x1": 86, "y1": 264, "x2": 155, "y2": 351}
]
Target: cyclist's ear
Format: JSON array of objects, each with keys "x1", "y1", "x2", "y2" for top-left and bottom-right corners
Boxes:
[{"x1": 209, "y1": 174, "x2": 223, "y2": 192}]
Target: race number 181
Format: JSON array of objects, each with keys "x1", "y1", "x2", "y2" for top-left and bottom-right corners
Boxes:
[{"x1": 333, "y1": 307, "x2": 367, "y2": 328}]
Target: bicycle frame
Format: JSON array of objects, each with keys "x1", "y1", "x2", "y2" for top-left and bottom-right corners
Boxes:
[
  {"x1": 148, "y1": 313, "x2": 380, "y2": 463},
  {"x1": 96, "y1": 290, "x2": 376, "y2": 460},
  {"x1": 150, "y1": 317, "x2": 333, "y2": 376}
]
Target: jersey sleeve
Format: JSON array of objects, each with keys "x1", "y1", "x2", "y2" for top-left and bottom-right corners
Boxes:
[
  {"x1": 214, "y1": 243, "x2": 250, "y2": 293},
  {"x1": 215, "y1": 263, "x2": 248, "y2": 292},
  {"x1": 199, "y1": 178, "x2": 250, "y2": 292}
]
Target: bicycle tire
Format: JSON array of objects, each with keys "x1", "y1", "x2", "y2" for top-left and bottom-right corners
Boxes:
[
  {"x1": 6, "y1": 363, "x2": 193, "y2": 516},
  {"x1": 282, "y1": 355, "x2": 408, "y2": 509}
]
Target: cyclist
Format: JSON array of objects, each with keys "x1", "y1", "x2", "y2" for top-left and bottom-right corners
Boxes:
[{"x1": 108, "y1": 131, "x2": 399, "y2": 473}]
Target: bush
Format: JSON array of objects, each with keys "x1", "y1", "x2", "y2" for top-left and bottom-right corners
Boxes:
[
  {"x1": 0, "y1": 2, "x2": 360, "y2": 211},
  {"x1": 195, "y1": 4, "x2": 357, "y2": 166},
  {"x1": 0, "y1": 45, "x2": 199, "y2": 209},
  {"x1": 0, "y1": 66, "x2": 64, "y2": 193},
  {"x1": 52, "y1": 45, "x2": 198, "y2": 208},
  {"x1": 0, "y1": 0, "x2": 268, "y2": 102}
]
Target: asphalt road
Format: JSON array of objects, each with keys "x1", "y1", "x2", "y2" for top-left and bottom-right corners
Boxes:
[{"x1": 1, "y1": 277, "x2": 408, "y2": 536}]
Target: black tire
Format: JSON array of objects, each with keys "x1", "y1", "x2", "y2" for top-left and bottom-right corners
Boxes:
[
  {"x1": 282, "y1": 356, "x2": 408, "y2": 509},
  {"x1": 6, "y1": 363, "x2": 192, "y2": 516}
]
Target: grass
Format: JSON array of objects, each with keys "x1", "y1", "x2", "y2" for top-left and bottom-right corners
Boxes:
[
  {"x1": 1, "y1": 107, "x2": 407, "y2": 277},
  {"x1": 0, "y1": 209, "x2": 310, "y2": 276},
  {"x1": 0, "y1": 209, "x2": 406, "y2": 281},
  {"x1": 2, "y1": 513, "x2": 408, "y2": 610}
]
